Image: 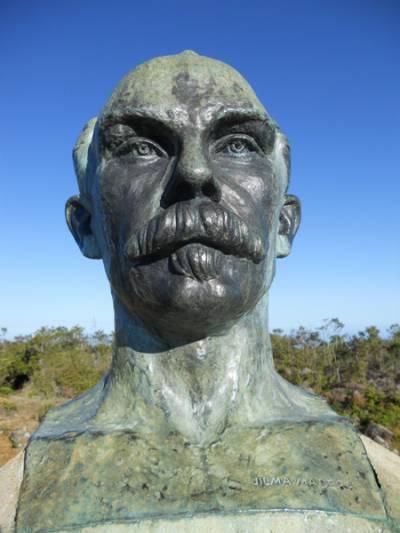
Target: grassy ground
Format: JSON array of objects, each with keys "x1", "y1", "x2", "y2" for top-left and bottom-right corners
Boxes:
[{"x1": 0, "y1": 392, "x2": 65, "y2": 466}]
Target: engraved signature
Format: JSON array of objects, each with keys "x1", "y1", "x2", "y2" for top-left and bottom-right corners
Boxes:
[{"x1": 253, "y1": 476, "x2": 353, "y2": 490}]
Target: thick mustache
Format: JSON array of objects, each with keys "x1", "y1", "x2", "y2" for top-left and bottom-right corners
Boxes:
[{"x1": 124, "y1": 201, "x2": 265, "y2": 264}]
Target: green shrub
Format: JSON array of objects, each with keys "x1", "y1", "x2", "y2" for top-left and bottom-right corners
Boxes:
[
  {"x1": 0, "y1": 326, "x2": 112, "y2": 397},
  {"x1": 0, "y1": 386, "x2": 14, "y2": 395},
  {"x1": 272, "y1": 321, "x2": 400, "y2": 452}
]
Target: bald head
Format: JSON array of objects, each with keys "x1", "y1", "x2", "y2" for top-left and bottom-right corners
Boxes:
[
  {"x1": 102, "y1": 50, "x2": 266, "y2": 119},
  {"x1": 73, "y1": 51, "x2": 290, "y2": 200}
]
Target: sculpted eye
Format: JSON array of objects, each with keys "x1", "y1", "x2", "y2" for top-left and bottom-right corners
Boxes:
[
  {"x1": 131, "y1": 140, "x2": 158, "y2": 158},
  {"x1": 115, "y1": 138, "x2": 165, "y2": 159},
  {"x1": 116, "y1": 138, "x2": 166, "y2": 159},
  {"x1": 226, "y1": 139, "x2": 248, "y2": 155},
  {"x1": 103, "y1": 124, "x2": 167, "y2": 160},
  {"x1": 215, "y1": 135, "x2": 261, "y2": 158}
]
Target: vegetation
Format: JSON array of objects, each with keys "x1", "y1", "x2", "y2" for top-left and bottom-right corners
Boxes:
[
  {"x1": 0, "y1": 320, "x2": 399, "y2": 454},
  {"x1": 272, "y1": 319, "x2": 400, "y2": 451},
  {"x1": 0, "y1": 326, "x2": 111, "y2": 399}
]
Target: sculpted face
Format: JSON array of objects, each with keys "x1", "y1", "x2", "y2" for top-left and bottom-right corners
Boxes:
[{"x1": 67, "y1": 52, "x2": 300, "y2": 344}]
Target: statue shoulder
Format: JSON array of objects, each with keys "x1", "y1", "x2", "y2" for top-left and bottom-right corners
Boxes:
[{"x1": 34, "y1": 376, "x2": 107, "y2": 438}]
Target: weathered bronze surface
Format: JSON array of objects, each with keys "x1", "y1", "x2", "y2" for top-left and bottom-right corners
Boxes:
[
  {"x1": 18, "y1": 422, "x2": 388, "y2": 531},
  {"x1": 15, "y1": 52, "x2": 398, "y2": 531}
]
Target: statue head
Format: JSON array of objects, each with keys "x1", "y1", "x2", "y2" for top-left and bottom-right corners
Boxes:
[{"x1": 66, "y1": 51, "x2": 300, "y2": 345}]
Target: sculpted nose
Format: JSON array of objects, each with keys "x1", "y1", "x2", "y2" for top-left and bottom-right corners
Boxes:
[{"x1": 161, "y1": 142, "x2": 221, "y2": 207}]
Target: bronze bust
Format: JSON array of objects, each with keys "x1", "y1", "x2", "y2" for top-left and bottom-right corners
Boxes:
[{"x1": 13, "y1": 52, "x2": 399, "y2": 532}]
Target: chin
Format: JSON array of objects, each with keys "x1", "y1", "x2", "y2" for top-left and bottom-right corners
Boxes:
[{"x1": 117, "y1": 252, "x2": 266, "y2": 345}]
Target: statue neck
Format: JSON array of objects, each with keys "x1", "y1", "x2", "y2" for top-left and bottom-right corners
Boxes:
[{"x1": 94, "y1": 295, "x2": 332, "y2": 445}]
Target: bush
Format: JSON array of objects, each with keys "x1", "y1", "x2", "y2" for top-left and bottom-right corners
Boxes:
[
  {"x1": 0, "y1": 386, "x2": 14, "y2": 396},
  {"x1": 0, "y1": 326, "x2": 112, "y2": 398},
  {"x1": 272, "y1": 320, "x2": 400, "y2": 451}
]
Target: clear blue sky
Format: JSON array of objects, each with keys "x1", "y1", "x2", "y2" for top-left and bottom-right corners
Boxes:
[{"x1": 1, "y1": 0, "x2": 399, "y2": 337}]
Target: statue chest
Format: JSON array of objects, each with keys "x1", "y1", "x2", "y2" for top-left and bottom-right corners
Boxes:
[{"x1": 16, "y1": 421, "x2": 391, "y2": 532}]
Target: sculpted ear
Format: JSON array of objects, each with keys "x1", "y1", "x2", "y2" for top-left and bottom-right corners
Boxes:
[
  {"x1": 65, "y1": 196, "x2": 102, "y2": 259},
  {"x1": 276, "y1": 195, "x2": 301, "y2": 258}
]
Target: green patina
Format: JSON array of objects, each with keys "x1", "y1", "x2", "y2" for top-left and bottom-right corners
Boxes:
[
  {"x1": 17, "y1": 421, "x2": 398, "y2": 531},
  {"x1": 15, "y1": 52, "x2": 400, "y2": 532}
]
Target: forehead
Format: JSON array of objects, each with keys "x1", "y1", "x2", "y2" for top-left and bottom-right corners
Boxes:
[{"x1": 100, "y1": 52, "x2": 268, "y2": 125}]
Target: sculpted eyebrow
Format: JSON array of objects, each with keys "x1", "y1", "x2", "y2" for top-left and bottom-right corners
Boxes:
[
  {"x1": 211, "y1": 108, "x2": 268, "y2": 126},
  {"x1": 211, "y1": 112, "x2": 276, "y2": 151},
  {"x1": 102, "y1": 111, "x2": 173, "y2": 134},
  {"x1": 101, "y1": 110, "x2": 178, "y2": 151}
]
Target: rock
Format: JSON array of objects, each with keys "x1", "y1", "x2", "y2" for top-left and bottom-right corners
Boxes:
[
  {"x1": 0, "y1": 452, "x2": 24, "y2": 533},
  {"x1": 9, "y1": 429, "x2": 30, "y2": 449},
  {"x1": 352, "y1": 390, "x2": 366, "y2": 406},
  {"x1": 351, "y1": 415, "x2": 361, "y2": 426},
  {"x1": 361, "y1": 435, "x2": 400, "y2": 522},
  {"x1": 329, "y1": 388, "x2": 348, "y2": 403},
  {"x1": 365, "y1": 422, "x2": 394, "y2": 445}
]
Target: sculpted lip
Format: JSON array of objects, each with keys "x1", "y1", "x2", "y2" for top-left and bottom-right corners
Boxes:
[
  {"x1": 170, "y1": 243, "x2": 223, "y2": 282},
  {"x1": 124, "y1": 200, "x2": 265, "y2": 265}
]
